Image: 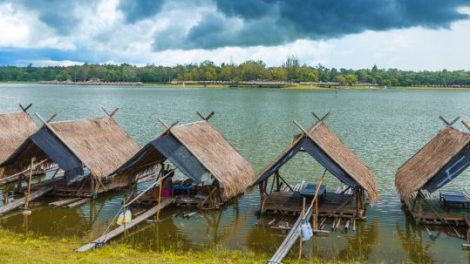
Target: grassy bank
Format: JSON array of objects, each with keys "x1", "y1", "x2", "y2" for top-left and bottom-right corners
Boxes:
[{"x1": 0, "y1": 229, "x2": 347, "y2": 264}]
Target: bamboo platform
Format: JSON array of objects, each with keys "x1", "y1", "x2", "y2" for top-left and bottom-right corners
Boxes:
[
  {"x1": 404, "y1": 197, "x2": 470, "y2": 227},
  {"x1": 262, "y1": 191, "x2": 363, "y2": 219},
  {"x1": 76, "y1": 197, "x2": 175, "y2": 252},
  {"x1": 0, "y1": 186, "x2": 53, "y2": 215}
]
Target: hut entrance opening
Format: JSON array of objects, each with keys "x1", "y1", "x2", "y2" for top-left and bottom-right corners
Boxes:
[
  {"x1": 251, "y1": 117, "x2": 378, "y2": 221},
  {"x1": 255, "y1": 137, "x2": 366, "y2": 220}
]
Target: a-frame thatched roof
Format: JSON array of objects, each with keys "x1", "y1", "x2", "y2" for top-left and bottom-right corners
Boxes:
[
  {"x1": 2, "y1": 115, "x2": 140, "y2": 180},
  {"x1": 0, "y1": 110, "x2": 37, "y2": 163},
  {"x1": 49, "y1": 117, "x2": 141, "y2": 178},
  {"x1": 252, "y1": 120, "x2": 378, "y2": 202},
  {"x1": 114, "y1": 120, "x2": 255, "y2": 199},
  {"x1": 395, "y1": 126, "x2": 470, "y2": 199}
]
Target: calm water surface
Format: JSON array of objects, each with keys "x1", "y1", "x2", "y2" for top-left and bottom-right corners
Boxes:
[{"x1": 1, "y1": 84, "x2": 470, "y2": 262}]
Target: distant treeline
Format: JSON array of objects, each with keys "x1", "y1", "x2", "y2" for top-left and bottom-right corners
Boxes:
[{"x1": 2, "y1": 57, "x2": 470, "y2": 87}]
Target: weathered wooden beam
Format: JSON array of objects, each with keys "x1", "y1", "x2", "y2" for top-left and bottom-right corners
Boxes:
[
  {"x1": 0, "y1": 186, "x2": 53, "y2": 215},
  {"x1": 76, "y1": 198, "x2": 175, "y2": 252},
  {"x1": 49, "y1": 198, "x2": 81, "y2": 207},
  {"x1": 67, "y1": 198, "x2": 90, "y2": 208}
]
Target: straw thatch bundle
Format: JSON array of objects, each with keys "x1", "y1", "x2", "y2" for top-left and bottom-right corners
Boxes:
[
  {"x1": 171, "y1": 121, "x2": 255, "y2": 199},
  {"x1": 395, "y1": 127, "x2": 470, "y2": 199},
  {"x1": 309, "y1": 121, "x2": 378, "y2": 201},
  {"x1": 0, "y1": 111, "x2": 37, "y2": 163},
  {"x1": 49, "y1": 117, "x2": 141, "y2": 178}
]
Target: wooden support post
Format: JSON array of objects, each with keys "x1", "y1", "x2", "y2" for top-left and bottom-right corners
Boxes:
[
  {"x1": 259, "y1": 181, "x2": 265, "y2": 213},
  {"x1": 156, "y1": 175, "x2": 163, "y2": 221},
  {"x1": 24, "y1": 159, "x2": 34, "y2": 210},
  {"x1": 299, "y1": 197, "x2": 306, "y2": 261},
  {"x1": 275, "y1": 171, "x2": 281, "y2": 192},
  {"x1": 90, "y1": 176, "x2": 96, "y2": 199}
]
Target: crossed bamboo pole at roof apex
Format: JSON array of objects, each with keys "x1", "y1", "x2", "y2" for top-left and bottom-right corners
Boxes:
[
  {"x1": 157, "y1": 111, "x2": 215, "y2": 134},
  {"x1": 19, "y1": 103, "x2": 32, "y2": 113},
  {"x1": 438, "y1": 115, "x2": 470, "y2": 132}
]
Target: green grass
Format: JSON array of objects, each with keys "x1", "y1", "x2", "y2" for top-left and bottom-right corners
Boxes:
[{"x1": 0, "y1": 229, "x2": 349, "y2": 264}]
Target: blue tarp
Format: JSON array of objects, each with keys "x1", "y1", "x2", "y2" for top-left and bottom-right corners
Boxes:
[
  {"x1": 151, "y1": 135, "x2": 207, "y2": 183},
  {"x1": 254, "y1": 137, "x2": 358, "y2": 187},
  {"x1": 424, "y1": 146, "x2": 470, "y2": 193},
  {"x1": 30, "y1": 127, "x2": 84, "y2": 182}
]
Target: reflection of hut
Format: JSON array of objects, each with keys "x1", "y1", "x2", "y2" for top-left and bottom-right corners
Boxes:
[
  {"x1": 0, "y1": 104, "x2": 37, "y2": 177},
  {"x1": 396, "y1": 119, "x2": 470, "y2": 226},
  {"x1": 1, "y1": 110, "x2": 140, "y2": 197},
  {"x1": 114, "y1": 114, "x2": 254, "y2": 209},
  {"x1": 337, "y1": 221, "x2": 379, "y2": 261},
  {"x1": 395, "y1": 223, "x2": 434, "y2": 263},
  {"x1": 250, "y1": 114, "x2": 378, "y2": 220}
]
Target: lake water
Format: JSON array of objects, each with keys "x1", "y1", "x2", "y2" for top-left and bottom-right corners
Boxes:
[{"x1": 1, "y1": 84, "x2": 470, "y2": 262}]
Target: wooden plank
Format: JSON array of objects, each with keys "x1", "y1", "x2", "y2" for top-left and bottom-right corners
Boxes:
[
  {"x1": 0, "y1": 186, "x2": 53, "y2": 215},
  {"x1": 67, "y1": 198, "x2": 90, "y2": 208},
  {"x1": 268, "y1": 206, "x2": 313, "y2": 264},
  {"x1": 49, "y1": 198, "x2": 82, "y2": 207},
  {"x1": 76, "y1": 198, "x2": 175, "y2": 252}
]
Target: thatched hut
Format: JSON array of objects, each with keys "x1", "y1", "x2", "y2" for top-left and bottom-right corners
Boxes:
[
  {"x1": 113, "y1": 118, "x2": 254, "y2": 209},
  {"x1": 1, "y1": 114, "x2": 140, "y2": 197},
  {"x1": 250, "y1": 117, "x2": 377, "y2": 220},
  {"x1": 395, "y1": 125, "x2": 470, "y2": 226}
]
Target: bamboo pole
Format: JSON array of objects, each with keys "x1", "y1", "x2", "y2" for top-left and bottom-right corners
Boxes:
[
  {"x1": 298, "y1": 197, "x2": 306, "y2": 262},
  {"x1": 23, "y1": 158, "x2": 34, "y2": 215},
  {"x1": 156, "y1": 175, "x2": 163, "y2": 222}
]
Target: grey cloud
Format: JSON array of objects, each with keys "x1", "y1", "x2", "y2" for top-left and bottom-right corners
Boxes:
[
  {"x1": 118, "y1": 0, "x2": 165, "y2": 23},
  {"x1": 153, "y1": 0, "x2": 470, "y2": 50}
]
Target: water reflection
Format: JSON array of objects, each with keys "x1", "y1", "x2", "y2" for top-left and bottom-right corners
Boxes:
[
  {"x1": 396, "y1": 215, "x2": 435, "y2": 263},
  {"x1": 3, "y1": 85, "x2": 470, "y2": 262}
]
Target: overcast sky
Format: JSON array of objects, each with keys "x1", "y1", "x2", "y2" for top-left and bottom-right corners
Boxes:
[{"x1": 1, "y1": 0, "x2": 470, "y2": 70}]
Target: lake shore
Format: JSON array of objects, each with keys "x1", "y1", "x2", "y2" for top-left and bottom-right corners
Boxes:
[
  {"x1": 3, "y1": 81, "x2": 470, "y2": 91},
  {"x1": 0, "y1": 230, "x2": 341, "y2": 264}
]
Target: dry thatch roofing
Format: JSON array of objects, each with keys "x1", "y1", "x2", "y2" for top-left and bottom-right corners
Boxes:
[
  {"x1": 309, "y1": 121, "x2": 378, "y2": 201},
  {"x1": 170, "y1": 121, "x2": 255, "y2": 198},
  {"x1": 395, "y1": 127, "x2": 470, "y2": 199},
  {"x1": 48, "y1": 116, "x2": 141, "y2": 178},
  {"x1": 0, "y1": 111, "x2": 37, "y2": 163},
  {"x1": 253, "y1": 120, "x2": 378, "y2": 202}
]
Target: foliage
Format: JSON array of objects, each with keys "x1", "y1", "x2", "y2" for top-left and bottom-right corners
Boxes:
[{"x1": 2, "y1": 59, "x2": 470, "y2": 87}]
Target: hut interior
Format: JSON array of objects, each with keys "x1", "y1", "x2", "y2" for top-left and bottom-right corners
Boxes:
[
  {"x1": 250, "y1": 113, "x2": 378, "y2": 222},
  {"x1": 396, "y1": 117, "x2": 470, "y2": 229},
  {"x1": 113, "y1": 113, "x2": 254, "y2": 210},
  {"x1": 0, "y1": 109, "x2": 140, "y2": 199}
]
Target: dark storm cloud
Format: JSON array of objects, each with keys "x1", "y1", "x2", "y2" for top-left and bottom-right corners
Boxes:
[
  {"x1": 118, "y1": 0, "x2": 165, "y2": 23},
  {"x1": 152, "y1": 0, "x2": 470, "y2": 50}
]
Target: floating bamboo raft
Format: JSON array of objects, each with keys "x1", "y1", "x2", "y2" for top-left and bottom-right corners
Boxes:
[
  {"x1": 76, "y1": 197, "x2": 175, "y2": 252},
  {"x1": 0, "y1": 186, "x2": 53, "y2": 215}
]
